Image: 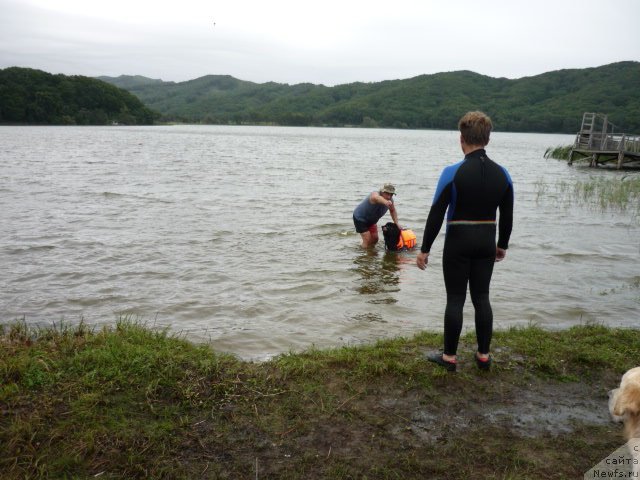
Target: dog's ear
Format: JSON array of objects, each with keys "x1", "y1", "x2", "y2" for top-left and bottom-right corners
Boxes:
[{"x1": 613, "y1": 382, "x2": 640, "y2": 417}]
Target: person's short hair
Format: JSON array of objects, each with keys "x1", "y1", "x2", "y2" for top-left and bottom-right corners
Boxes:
[{"x1": 458, "y1": 111, "x2": 492, "y2": 146}]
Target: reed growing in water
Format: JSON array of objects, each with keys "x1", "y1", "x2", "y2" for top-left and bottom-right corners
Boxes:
[
  {"x1": 544, "y1": 144, "x2": 573, "y2": 160},
  {"x1": 574, "y1": 175, "x2": 640, "y2": 212},
  {"x1": 542, "y1": 145, "x2": 640, "y2": 213}
]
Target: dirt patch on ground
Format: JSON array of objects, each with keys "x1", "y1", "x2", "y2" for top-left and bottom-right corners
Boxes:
[
  {"x1": 407, "y1": 347, "x2": 615, "y2": 440},
  {"x1": 405, "y1": 375, "x2": 612, "y2": 443},
  {"x1": 225, "y1": 347, "x2": 624, "y2": 479}
]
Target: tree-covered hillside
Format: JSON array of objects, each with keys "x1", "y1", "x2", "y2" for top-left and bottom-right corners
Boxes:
[
  {"x1": 101, "y1": 62, "x2": 640, "y2": 133},
  {"x1": 0, "y1": 68, "x2": 159, "y2": 125}
]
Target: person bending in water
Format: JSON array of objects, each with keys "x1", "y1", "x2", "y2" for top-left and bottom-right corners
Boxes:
[
  {"x1": 417, "y1": 111, "x2": 514, "y2": 372},
  {"x1": 353, "y1": 183, "x2": 400, "y2": 248}
]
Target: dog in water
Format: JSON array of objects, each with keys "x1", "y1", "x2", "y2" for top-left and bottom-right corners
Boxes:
[
  {"x1": 609, "y1": 366, "x2": 640, "y2": 474},
  {"x1": 381, "y1": 222, "x2": 416, "y2": 252}
]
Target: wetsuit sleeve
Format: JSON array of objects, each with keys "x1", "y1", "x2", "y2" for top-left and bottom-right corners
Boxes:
[
  {"x1": 420, "y1": 173, "x2": 452, "y2": 253},
  {"x1": 497, "y1": 180, "x2": 514, "y2": 250}
]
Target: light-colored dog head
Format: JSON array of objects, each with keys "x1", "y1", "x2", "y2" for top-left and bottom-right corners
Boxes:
[{"x1": 609, "y1": 367, "x2": 640, "y2": 440}]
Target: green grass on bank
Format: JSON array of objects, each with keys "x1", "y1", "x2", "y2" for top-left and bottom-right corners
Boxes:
[{"x1": 1, "y1": 320, "x2": 639, "y2": 479}]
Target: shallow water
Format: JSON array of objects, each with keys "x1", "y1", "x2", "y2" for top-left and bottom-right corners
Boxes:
[{"x1": 1, "y1": 125, "x2": 638, "y2": 359}]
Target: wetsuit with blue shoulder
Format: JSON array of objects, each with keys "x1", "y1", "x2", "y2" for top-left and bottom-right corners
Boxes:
[
  {"x1": 420, "y1": 148, "x2": 514, "y2": 360},
  {"x1": 421, "y1": 148, "x2": 513, "y2": 254}
]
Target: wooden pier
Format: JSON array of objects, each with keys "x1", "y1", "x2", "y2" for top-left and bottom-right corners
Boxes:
[{"x1": 568, "y1": 113, "x2": 640, "y2": 169}]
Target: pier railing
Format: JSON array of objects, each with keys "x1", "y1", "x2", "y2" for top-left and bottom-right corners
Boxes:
[{"x1": 574, "y1": 132, "x2": 640, "y2": 153}]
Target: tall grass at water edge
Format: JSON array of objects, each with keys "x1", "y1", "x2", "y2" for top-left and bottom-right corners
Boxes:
[
  {"x1": 573, "y1": 174, "x2": 640, "y2": 212},
  {"x1": 542, "y1": 145, "x2": 640, "y2": 214},
  {"x1": 543, "y1": 145, "x2": 573, "y2": 160},
  {"x1": 535, "y1": 174, "x2": 640, "y2": 214}
]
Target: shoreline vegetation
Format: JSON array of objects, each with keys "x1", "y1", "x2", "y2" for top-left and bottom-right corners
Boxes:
[
  {"x1": 3, "y1": 61, "x2": 640, "y2": 131},
  {"x1": 0, "y1": 67, "x2": 158, "y2": 126},
  {"x1": 543, "y1": 144, "x2": 640, "y2": 214},
  {"x1": 2, "y1": 319, "x2": 638, "y2": 479},
  {"x1": 544, "y1": 145, "x2": 573, "y2": 160}
]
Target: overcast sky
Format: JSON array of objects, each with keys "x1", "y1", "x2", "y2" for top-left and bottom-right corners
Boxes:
[{"x1": 1, "y1": 0, "x2": 638, "y2": 86}]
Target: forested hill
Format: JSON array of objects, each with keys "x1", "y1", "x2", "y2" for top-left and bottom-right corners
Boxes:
[
  {"x1": 0, "y1": 67, "x2": 158, "y2": 125},
  {"x1": 99, "y1": 61, "x2": 640, "y2": 133}
]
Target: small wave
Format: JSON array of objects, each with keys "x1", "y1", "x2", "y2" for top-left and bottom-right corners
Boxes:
[
  {"x1": 262, "y1": 282, "x2": 329, "y2": 297},
  {"x1": 551, "y1": 252, "x2": 597, "y2": 261},
  {"x1": 316, "y1": 229, "x2": 358, "y2": 238},
  {"x1": 297, "y1": 223, "x2": 358, "y2": 237},
  {"x1": 367, "y1": 297, "x2": 398, "y2": 305},
  {"x1": 67, "y1": 296, "x2": 121, "y2": 307},
  {"x1": 101, "y1": 191, "x2": 173, "y2": 204},
  {"x1": 52, "y1": 271, "x2": 86, "y2": 281},
  {"x1": 102, "y1": 191, "x2": 126, "y2": 199},
  {"x1": 5, "y1": 245, "x2": 55, "y2": 254},
  {"x1": 349, "y1": 312, "x2": 387, "y2": 323},
  {"x1": 208, "y1": 231, "x2": 235, "y2": 244},
  {"x1": 11, "y1": 272, "x2": 51, "y2": 283}
]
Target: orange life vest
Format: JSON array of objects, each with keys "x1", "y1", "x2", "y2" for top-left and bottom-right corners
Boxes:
[{"x1": 397, "y1": 229, "x2": 417, "y2": 250}]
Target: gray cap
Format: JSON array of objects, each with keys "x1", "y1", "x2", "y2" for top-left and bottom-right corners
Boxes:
[{"x1": 381, "y1": 183, "x2": 396, "y2": 194}]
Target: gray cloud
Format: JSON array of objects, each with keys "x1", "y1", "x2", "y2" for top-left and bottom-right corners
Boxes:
[{"x1": 1, "y1": 0, "x2": 638, "y2": 85}]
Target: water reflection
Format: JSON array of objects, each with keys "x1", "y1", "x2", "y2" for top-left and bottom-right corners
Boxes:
[{"x1": 352, "y1": 249, "x2": 414, "y2": 303}]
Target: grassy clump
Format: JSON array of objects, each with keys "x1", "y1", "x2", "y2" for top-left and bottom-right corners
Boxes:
[
  {"x1": 543, "y1": 144, "x2": 640, "y2": 212},
  {"x1": 544, "y1": 144, "x2": 573, "y2": 160},
  {"x1": 535, "y1": 174, "x2": 640, "y2": 214},
  {"x1": 573, "y1": 175, "x2": 640, "y2": 212},
  {"x1": 1, "y1": 319, "x2": 638, "y2": 479}
]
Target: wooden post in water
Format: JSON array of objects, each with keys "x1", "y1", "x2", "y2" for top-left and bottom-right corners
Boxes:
[{"x1": 600, "y1": 115, "x2": 608, "y2": 150}]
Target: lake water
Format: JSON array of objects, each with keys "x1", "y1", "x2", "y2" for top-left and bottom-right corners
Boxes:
[{"x1": 1, "y1": 125, "x2": 638, "y2": 359}]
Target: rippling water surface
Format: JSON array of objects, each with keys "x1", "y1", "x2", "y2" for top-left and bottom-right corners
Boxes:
[{"x1": 1, "y1": 126, "x2": 638, "y2": 359}]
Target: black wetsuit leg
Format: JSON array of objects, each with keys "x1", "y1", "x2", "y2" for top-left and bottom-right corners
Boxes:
[{"x1": 442, "y1": 225, "x2": 496, "y2": 356}]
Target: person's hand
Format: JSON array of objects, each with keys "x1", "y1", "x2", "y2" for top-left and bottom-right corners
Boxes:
[
  {"x1": 495, "y1": 247, "x2": 507, "y2": 262},
  {"x1": 416, "y1": 252, "x2": 429, "y2": 270}
]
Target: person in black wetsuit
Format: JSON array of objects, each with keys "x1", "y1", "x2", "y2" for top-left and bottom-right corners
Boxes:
[{"x1": 416, "y1": 111, "x2": 514, "y2": 372}]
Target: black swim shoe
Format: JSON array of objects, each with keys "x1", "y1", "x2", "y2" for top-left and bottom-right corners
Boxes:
[
  {"x1": 475, "y1": 354, "x2": 492, "y2": 371},
  {"x1": 427, "y1": 353, "x2": 457, "y2": 372}
]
